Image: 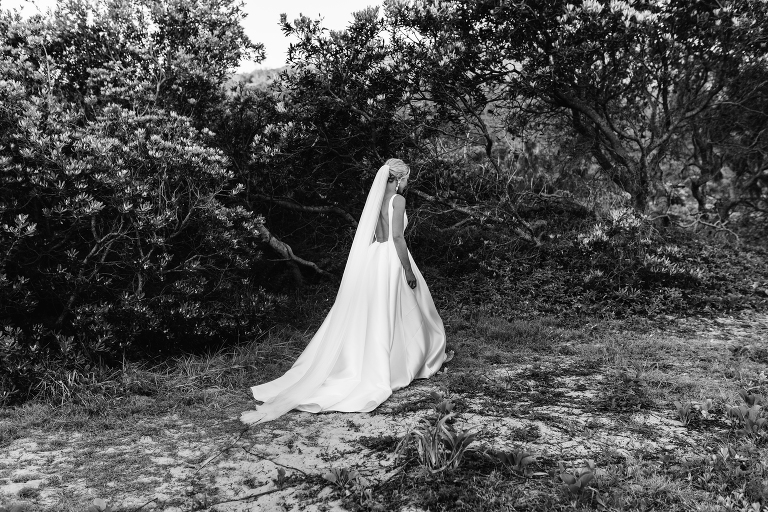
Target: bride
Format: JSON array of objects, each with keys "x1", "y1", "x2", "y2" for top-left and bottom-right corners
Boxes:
[{"x1": 241, "y1": 159, "x2": 447, "y2": 424}]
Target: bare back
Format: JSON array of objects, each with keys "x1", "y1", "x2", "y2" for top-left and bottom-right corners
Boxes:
[{"x1": 374, "y1": 193, "x2": 395, "y2": 242}]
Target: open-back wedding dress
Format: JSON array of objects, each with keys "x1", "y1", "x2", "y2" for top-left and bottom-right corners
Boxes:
[{"x1": 241, "y1": 163, "x2": 447, "y2": 424}]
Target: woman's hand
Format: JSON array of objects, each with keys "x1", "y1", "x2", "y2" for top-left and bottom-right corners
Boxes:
[{"x1": 405, "y1": 269, "x2": 417, "y2": 289}]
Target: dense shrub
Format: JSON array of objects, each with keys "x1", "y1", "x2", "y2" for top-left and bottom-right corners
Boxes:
[
  {"x1": 426, "y1": 204, "x2": 768, "y2": 321},
  {"x1": 0, "y1": 0, "x2": 275, "y2": 404}
]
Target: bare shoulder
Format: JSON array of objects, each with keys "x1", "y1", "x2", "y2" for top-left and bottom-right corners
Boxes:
[{"x1": 392, "y1": 194, "x2": 406, "y2": 209}]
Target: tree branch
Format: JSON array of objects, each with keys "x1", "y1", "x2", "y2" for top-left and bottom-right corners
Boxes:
[
  {"x1": 410, "y1": 189, "x2": 538, "y2": 245},
  {"x1": 253, "y1": 193, "x2": 358, "y2": 227},
  {"x1": 252, "y1": 221, "x2": 331, "y2": 276}
]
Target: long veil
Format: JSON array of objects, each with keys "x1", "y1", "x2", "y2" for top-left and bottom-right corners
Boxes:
[{"x1": 241, "y1": 164, "x2": 391, "y2": 424}]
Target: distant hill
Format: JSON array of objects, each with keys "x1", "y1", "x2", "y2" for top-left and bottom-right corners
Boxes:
[{"x1": 230, "y1": 66, "x2": 288, "y2": 89}]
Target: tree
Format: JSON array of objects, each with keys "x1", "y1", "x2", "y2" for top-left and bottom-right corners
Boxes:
[
  {"x1": 688, "y1": 62, "x2": 768, "y2": 221},
  {"x1": 248, "y1": 7, "x2": 537, "y2": 252},
  {"x1": 393, "y1": 0, "x2": 768, "y2": 212}
]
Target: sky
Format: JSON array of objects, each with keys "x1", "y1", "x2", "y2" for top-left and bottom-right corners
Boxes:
[{"x1": 1, "y1": 0, "x2": 383, "y2": 71}]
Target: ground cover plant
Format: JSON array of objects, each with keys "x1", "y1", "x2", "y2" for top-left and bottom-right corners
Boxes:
[{"x1": 1, "y1": 294, "x2": 767, "y2": 511}]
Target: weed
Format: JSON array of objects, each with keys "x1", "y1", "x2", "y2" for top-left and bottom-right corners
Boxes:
[
  {"x1": 274, "y1": 467, "x2": 287, "y2": 489},
  {"x1": 488, "y1": 447, "x2": 537, "y2": 477},
  {"x1": 323, "y1": 467, "x2": 369, "y2": 492},
  {"x1": 674, "y1": 401, "x2": 695, "y2": 425},
  {"x1": 739, "y1": 389, "x2": 766, "y2": 408},
  {"x1": 396, "y1": 392, "x2": 478, "y2": 476},
  {"x1": 728, "y1": 405, "x2": 768, "y2": 439},
  {"x1": 558, "y1": 460, "x2": 606, "y2": 507}
]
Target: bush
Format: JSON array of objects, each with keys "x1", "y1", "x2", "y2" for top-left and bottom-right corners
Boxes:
[{"x1": 0, "y1": 0, "x2": 275, "y2": 404}]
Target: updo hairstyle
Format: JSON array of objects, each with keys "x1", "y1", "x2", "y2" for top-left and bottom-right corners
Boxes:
[{"x1": 385, "y1": 158, "x2": 410, "y2": 191}]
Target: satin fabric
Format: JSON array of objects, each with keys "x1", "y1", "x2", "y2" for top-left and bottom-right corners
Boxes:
[{"x1": 241, "y1": 192, "x2": 446, "y2": 423}]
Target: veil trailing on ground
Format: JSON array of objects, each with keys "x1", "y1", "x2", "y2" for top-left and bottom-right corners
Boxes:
[{"x1": 240, "y1": 164, "x2": 392, "y2": 424}]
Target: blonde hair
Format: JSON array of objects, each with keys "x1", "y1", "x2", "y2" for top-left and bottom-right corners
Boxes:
[{"x1": 385, "y1": 159, "x2": 410, "y2": 193}]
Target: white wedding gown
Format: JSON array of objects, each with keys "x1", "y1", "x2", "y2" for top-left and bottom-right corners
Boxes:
[{"x1": 242, "y1": 192, "x2": 446, "y2": 423}]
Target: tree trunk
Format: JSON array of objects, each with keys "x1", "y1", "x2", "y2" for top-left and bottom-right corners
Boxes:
[{"x1": 690, "y1": 179, "x2": 708, "y2": 214}]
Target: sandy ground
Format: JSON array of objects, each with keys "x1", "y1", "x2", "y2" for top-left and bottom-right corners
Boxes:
[{"x1": 1, "y1": 312, "x2": 767, "y2": 511}]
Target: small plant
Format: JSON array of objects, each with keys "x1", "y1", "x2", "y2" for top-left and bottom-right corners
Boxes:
[
  {"x1": 558, "y1": 460, "x2": 606, "y2": 507},
  {"x1": 715, "y1": 490, "x2": 763, "y2": 512},
  {"x1": 728, "y1": 404, "x2": 767, "y2": 439},
  {"x1": 558, "y1": 460, "x2": 596, "y2": 497},
  {"x1": 738, "y1": 389, "x2": 766, "y2": 407},
  {"x1": 274, "y1": 467, "x2": 287, "y2": 489},
  {"x1": 323, "y1": 467, "x2": 369, "y2": 493},
  {"x1": 395, "y1": 391, "x2": 478, "y2": 476},
  {"x1": 619, "y1": 363, "x2": 645, "y2": 386},
  {"x1": 674, "y1": 401, "x2": 695, "y2": 425},
  {"x1": 324, "y1": 467, "x2": 381, "y2": 508},
  {"x1": 490, "y1": 447, "x2": 536, "y2": 476},
  {"x1": 714, "y1": 444, "x2": 738, "y2": 466},
  {"x1": 699, "y1": 398, "x2": 715, "y2": 419}
]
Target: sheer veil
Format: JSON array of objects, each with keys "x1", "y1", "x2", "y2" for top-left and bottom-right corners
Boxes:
[{"x1": 240, "y1": 164, "x2": 392, "y2": 424}]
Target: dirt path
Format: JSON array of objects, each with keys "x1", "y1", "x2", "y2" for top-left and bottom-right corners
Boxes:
[{"x1": 2, "y1": 312, "x2": 767, "y2": 511}]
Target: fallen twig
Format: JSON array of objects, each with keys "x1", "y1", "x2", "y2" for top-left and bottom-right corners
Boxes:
[
  {"x1": 130, "y1": 497, "x2": 156, "y2": 512},
  {"x1": 194, "y1": 427, "x2": 249, "y2": 474},
  {"x1": 182, "y1": 487, "x2": 286, "y2": 511},
  {"x1": 242, "y1": 446, "x2": 309, "y2": 476}
]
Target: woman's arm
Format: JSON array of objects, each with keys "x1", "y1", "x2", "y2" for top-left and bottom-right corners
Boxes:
[{"x1": 391, "y1": 195, "x2": 417, "y2": 289}]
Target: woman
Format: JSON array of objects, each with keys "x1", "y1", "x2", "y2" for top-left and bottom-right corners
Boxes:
[{"x1": 241, "y1": 159, "x2": 447, "y2": 424}]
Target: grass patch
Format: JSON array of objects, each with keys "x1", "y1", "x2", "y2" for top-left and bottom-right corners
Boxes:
[{"x1": 474, "y1": 316, "x2": 560, "y2": 351}]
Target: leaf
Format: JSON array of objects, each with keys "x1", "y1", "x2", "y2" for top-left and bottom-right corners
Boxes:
[
  {"x1": 578, "y1": 472, "x2": 595, "y2": 487},
  {"x1": 429, "y1": 391, "x2": 444, "y2": 402}
]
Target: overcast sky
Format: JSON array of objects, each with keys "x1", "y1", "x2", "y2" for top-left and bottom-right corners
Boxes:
[{"x1": 1, "y1": 0, "x2": 383, "y2": 71}]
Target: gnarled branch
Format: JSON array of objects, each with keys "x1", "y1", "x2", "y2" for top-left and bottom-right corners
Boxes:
[
  {"x1": 252, "y1": 221, "x2": 331, "y2": 277},
  {"x1": 410, "y1": 189, "x2": 539, "y2": 245},
  {"x1": 253, "y1": 193, "x2": 358, "y2": 227}
]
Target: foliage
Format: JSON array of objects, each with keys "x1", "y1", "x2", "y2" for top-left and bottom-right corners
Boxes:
[
  {"x1": 0, "y1": 0, "x2": 275, "y2": 403},
  {"x1": 392, "y1": 0, "x2": 768, "y2": 214},
  {"x1": 488, "y1": 447, "x2": 536, "y2": 477},
  {"x1": 322, "y1": 466, "x2": 380, "y2": 508},
  {"x1": 323, "y1": 467, "x2": 370, "y2": 492},
  {"x1": 674, "y1": 400, "x2": 696, "y2": 426},
  {"x1": 396, "y1": 391, "x2": 478, "y2": 476},
  {"x1": 558, "y1": 460, "x2": 599, "y2": 501},
  {"x1": 728, "y1": 391, "x2": 768, "y2": 440}
]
